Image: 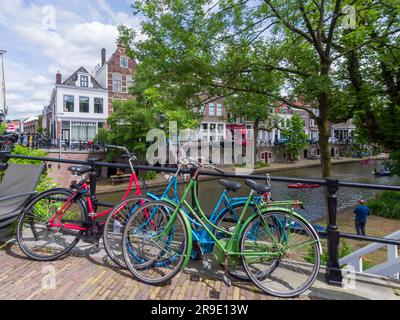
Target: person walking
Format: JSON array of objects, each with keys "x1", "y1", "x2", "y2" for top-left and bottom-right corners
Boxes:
[{"x1": 354, "y1": 200, "x2": 370, "y2": 236}]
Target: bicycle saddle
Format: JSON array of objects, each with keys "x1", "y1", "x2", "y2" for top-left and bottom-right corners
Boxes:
[
  {"x1": 68, "y1": 165, "x2": 92, "y2": 175},
  {"x1": 245, "y1": 179, "x2": 270, "y2": 195},
  {"x1": 218, "y1": 179, "x2": 241, "y2": 192}
]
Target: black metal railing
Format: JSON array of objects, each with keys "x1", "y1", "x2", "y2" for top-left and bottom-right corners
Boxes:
[{"x1": 1, "y1": 151, "x2": 400, "y2": 286}]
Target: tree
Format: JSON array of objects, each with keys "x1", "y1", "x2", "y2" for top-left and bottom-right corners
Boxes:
[
  {"x1": 37, "y1": 115, "x2": 43, "y2": 134},
  {"x1": 337, "y1": 1, "x2": 400, "y2": 173},
  {"x1": 281, "y1": 113, "x2": 309, "y2": 161},
  {"x1": 122, "y1": 0, "x2": 399, "y2": 177},
  {"x1": 106, "y1": 99, "x2": 157, "y2": 158}
]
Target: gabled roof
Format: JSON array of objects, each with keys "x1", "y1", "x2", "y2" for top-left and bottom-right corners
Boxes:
[{"x1": 62, "y1": 67, "x2": 105, "y2": 89}]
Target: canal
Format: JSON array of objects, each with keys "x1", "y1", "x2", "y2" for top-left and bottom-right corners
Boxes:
[{"x1": 99, "y1": 161, "x2": 400, "y2": 222}]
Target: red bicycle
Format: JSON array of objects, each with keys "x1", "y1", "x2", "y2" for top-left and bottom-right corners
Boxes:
[{"x1": 17, "y1": 145, "x2": 145, "y2": 261}]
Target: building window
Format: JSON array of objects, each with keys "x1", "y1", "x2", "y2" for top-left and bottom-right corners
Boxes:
[
  {"x1": 79, "y1": 97, "x2": 90, "y2": 113},
  {"x1": 113, "y1": 74, "x2": 122, "y2": 93},
  {"x1": 71, "y1": 121, "x2": 97, "y2": 142},
  {"x1": 80, "y1": 75, "x2": 89, "y2": 87},
  {"x1": 126, "y1": 75, "x2": 134, "y2": 92},
  {"x1": 63, "y1": 95, "x2": 74, "y2": 113},
  {"x1": 217, "y1": 103, "x2": 223, "y2": 116},
  {"x1": 98, "y1": 122, "x2": 105, "y2": 130},
  {"x1": 120, "y1": 57, "x2": 129, "y2": 68},
  {"x1": 209, "y1": 103, "x2": 215, "y2": 116},
  {"x1": 94, "y1": 98, "x2": 103, "y2": 114}
]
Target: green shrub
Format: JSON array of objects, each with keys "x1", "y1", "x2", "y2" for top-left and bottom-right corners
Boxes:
[
  {"x1": 234, "y1": 161, "x2": 269, "y2": 169},
  {"x1": 306, "y1": 240, "x2": 376, "y2": 269},
  {"x1": 139, "y1": 170, "x2": 157, "y2": 181},
  {"x1": 306, "y1": 240, "x2": 352, "y2": 266},
  {"x1": 9, "y1": 145, "x2": 48, "y2": 165},
  {"x1": 366, "y1": 191, "x2": 400, "y2": 220}
]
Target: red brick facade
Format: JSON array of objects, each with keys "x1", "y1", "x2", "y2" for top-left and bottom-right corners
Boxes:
[{"x1": 106, "y1": 46, "x2": 137, "y2": 115}]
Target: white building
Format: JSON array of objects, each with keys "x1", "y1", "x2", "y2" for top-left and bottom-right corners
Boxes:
[
  {"x1": 44, "y1": 67, "x2": 108, "y2": 145},
  {"x1": 0, "y1": 50, "x2": 6, "y2": 123}
]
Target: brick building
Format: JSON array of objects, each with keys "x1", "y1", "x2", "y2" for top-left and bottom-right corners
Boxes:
[
  {"x1": 22, "y1": 116, "x2": 39, "y2": 134},
  {"x1": 94, "y1": 46, "x2": 137, "y2": 115}
]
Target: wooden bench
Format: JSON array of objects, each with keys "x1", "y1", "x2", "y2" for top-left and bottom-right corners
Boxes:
[{"x1": 110, "y1": 174, "x2": 132, "y2": 185}]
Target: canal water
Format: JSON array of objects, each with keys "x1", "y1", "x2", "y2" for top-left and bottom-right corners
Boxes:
[{"x1": 99, "y1": 161, "x2": 400, "y2": 222}]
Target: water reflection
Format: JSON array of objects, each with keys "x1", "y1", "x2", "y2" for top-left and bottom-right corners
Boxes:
[{"x1": 100, "y1": 161, "x2": 400, "y2": 222}]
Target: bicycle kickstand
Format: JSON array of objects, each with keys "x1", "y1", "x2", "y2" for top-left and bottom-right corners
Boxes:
[{"x1": 222, "y1": 255, "x2": 232, "y2": 287}]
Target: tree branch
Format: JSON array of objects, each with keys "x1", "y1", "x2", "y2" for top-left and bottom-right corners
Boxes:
[{"x1": 263, "y1": 0, "x2": 315, "y2": 44}]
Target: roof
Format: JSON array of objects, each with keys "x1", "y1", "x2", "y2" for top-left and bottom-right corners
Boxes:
[
  {"x1": 62, "y1": 67, "x2": 105, "y2": 89},
  {"x1": 22, "y1": 115, "x2": 39, "y2": 124}
]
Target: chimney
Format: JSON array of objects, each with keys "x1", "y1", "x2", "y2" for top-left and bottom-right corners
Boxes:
[
  {"x1": 101, "y1": 48, "x2": 106, "y2": 66},
  {"x1": 56, "y1": 71, "x2": 62, "y2": 85}
]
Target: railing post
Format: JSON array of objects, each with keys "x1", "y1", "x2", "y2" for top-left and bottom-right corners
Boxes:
[
  {"x1": 88, "y1": 158, "x2": 99, "y2": 211},
  {"x1": 325, "y1": 177, "x2": 343, "y2": 285}
]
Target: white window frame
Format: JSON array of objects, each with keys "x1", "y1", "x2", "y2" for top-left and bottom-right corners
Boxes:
[
  {"x1": 209, "y1": 103, "x2": 215, "y2": 116},
  {"x1": 217, "y1": 103, "x2": 223, "y2": 116},
  {"x1": 113, "y1": 74, "x2": 122, "y2": 93},
  {"x1": 120, "y1": 57, "x2": 129, "y2": 68}
]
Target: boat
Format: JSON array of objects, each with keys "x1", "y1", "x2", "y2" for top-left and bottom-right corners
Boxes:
[
  {"x1": 288, "y1": 183, "x2": 321, "y2": 189},
  {"x1": 360, "y1": 159, "x2": 377, "y2": 165},
  {"x1": 372, "y1": 169, "x2": 392, "y2": 176}
]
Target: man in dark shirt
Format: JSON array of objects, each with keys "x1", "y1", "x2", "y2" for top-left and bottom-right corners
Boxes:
[{"x1": 354, "y1": 200, "x2": 370, "y2": 236}]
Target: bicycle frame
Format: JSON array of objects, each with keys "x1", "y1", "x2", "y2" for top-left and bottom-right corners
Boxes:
[
  {"x1": 146, "y1": 172, "x2": 266, "y2": 255},
  {"x1": 48, "y1": 171, "x2": 143, "y2": 232},
  {"x1": 156, "y1": 178, "x2": 284, "y2": 271}
]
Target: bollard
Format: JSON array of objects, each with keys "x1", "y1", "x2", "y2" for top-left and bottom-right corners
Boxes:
[{"x1": 325, "y1": 177, "x2": 343, "y2": 285}]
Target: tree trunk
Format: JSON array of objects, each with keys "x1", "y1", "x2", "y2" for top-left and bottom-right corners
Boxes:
[{"x1": 318, "y1": 96, "x2": 332, "y2": 179}]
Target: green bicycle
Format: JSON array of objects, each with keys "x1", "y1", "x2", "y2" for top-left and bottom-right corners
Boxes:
[{"x1": 122, "y1": 161, "x2": 322, "y2": 297}]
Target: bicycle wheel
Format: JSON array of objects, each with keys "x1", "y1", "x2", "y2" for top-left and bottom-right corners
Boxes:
[
  {"x1": 103, "y1": 195, "x2": 151, "y2": 268},
  {"x1": 215, "y1": 203, "x2": 280, "y2": 281},
  {"x1": 17, "y1": 189, "x2": 86, "y2": 261},
  {"x1": 240, "y1": 211, "x2": 320, "y2": 297},
  {"x1": 122, "y1": 201, "x2": 189, "y2": 286}
]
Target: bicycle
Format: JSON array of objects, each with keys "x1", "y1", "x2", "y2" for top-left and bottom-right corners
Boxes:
[
  {"x1": 104, "y1": 156, "x2": 269, "y2": 277},
  {"x1": 16, "y1": 145, "x2": 144, "y2": 261},
  {"x1": 122, "y1": 159, "x2": 322, "y2": 297}
]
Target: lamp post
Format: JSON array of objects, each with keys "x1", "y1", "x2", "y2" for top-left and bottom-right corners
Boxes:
[{"x1": 58, "y1": 119, "x2": 62, "y2": 169}]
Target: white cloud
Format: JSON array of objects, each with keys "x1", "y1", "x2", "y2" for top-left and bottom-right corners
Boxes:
[{"x1": 0, "y1": 0, "x2": 142, "y2": 119}]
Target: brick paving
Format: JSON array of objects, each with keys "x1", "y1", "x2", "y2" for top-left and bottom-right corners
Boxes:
[
  {"x1": 1, "y1": 242, "x2": 398, "y2": 300},
  {"x1": 0, "y1": 243, "x2": 308, "y2": 300}
]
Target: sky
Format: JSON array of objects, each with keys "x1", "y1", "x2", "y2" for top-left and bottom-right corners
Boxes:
[{"x1": 0, "y1": 0, "x2": 143, "y2": 120}]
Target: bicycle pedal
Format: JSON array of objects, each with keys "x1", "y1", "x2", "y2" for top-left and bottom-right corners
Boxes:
[
  {"x1": 102, "y1": 256, "x2": 109, "y2": 263},
  {"x1": 222, "y1": 275, "x2": 232, "y2": 287}
]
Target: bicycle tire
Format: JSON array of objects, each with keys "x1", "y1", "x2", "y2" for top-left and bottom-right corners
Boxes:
[{"x1": 17, "y1": 189, "x2": 86, "y2": 261}]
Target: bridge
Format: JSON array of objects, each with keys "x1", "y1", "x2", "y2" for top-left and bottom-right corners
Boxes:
[{"x1": 1, "y1": 151, "x2": 400, "y2": 299}]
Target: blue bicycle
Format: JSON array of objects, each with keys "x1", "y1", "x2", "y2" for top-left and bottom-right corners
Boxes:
[{"x1": 103, "y1": 162, "x2": 267, "y2": 280}]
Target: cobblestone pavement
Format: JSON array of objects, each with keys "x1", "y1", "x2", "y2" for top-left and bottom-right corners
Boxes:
[{"x1": 0, "y1": 244, "x2": 309, "y2": 301}]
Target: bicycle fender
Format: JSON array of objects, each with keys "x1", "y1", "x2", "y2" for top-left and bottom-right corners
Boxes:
[{"x1": 159, "y1": 197, "x2": 193, "y2": 270}]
